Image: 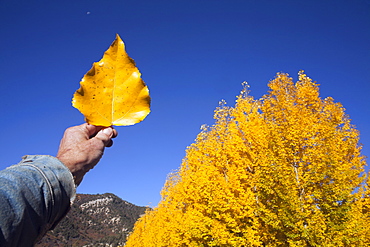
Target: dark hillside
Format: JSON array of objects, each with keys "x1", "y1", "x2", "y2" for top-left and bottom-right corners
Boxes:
[{"x1": 36, "y1": 193, "x2": 148, "y2": 247}]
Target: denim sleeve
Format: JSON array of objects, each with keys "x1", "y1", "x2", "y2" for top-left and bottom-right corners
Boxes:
[{"x1": 0, "y1": 155, "x2": 76, "y2": 247}]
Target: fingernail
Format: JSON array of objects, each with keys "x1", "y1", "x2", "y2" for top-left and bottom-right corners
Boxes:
[{"x1": 103, "y1": 128, "x2": 113, "y2": 136}]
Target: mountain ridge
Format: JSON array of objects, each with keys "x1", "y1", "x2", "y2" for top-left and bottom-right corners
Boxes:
[{"x1": 36, "y1": 193, "x2": 149, "y2": 247}]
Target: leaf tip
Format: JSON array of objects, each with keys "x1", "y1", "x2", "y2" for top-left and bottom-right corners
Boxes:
[{"x1": 115, "y1": 33, "x2": 124, "y2": 44}]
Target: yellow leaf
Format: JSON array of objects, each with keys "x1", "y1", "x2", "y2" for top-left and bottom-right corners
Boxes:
[{"x1": 72, "y1": 34, "x2": 150, "y2": 126}]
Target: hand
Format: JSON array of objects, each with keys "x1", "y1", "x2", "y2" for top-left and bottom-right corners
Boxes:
[{"x1": 56, "y1": 123, "x2": 118, "y2": 186}]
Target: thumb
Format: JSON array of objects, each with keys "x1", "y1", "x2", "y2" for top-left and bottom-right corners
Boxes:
[{"x1": 94, "y1": 127, "x2": 114, "y2": 147}]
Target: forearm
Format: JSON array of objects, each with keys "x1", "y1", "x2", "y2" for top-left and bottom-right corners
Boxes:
[{"x1": 0, "y1": 155, "x2": 76, "y2": 246}]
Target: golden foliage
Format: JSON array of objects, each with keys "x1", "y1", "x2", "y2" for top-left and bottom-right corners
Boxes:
[
  {"x1": 126, "y1": 72, "x2": 368, "y2": 246},
  {"x1": 72, "y1": 34, "x2": 150, "y2": 126}
]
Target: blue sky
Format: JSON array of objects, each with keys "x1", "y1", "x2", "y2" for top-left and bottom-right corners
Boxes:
[{"x1": 1, "y1": 0, "x2": 369, "y2": 207}]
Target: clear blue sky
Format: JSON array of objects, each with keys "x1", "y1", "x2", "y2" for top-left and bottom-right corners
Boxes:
[{"x1": 1, "y1": 0, "x2": 369, "y2": 207}]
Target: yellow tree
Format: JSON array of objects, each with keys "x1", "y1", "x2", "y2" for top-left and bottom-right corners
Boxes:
[{"x1": 125, "y1": 72, "x2": 368, "y2": 247}]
